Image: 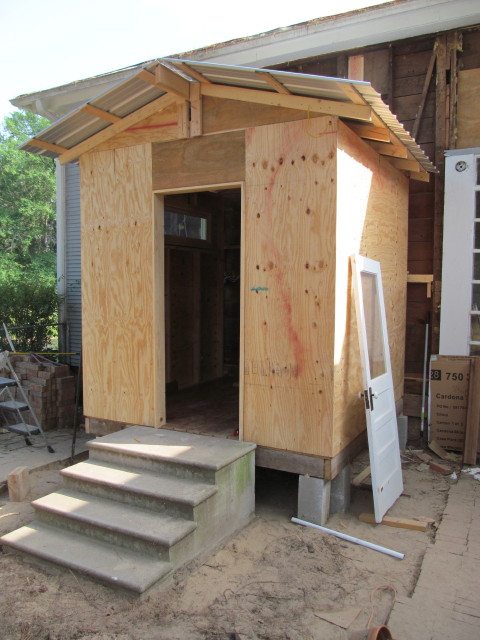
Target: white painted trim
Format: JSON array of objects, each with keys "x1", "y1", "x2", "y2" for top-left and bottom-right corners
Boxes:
[
  {"x1": 183, "y1": 0, "x2": 480, "y2": 68},
  {"x1": 440, "y1": 153, "x2": 476, "y2": 355}
]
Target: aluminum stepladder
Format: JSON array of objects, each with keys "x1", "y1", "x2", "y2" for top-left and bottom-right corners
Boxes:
[{"x1": 0, "y1": 326, "x2": 54, "y2": 452}]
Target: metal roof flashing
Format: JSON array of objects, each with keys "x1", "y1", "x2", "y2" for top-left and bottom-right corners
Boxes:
[{"x1": 19, "y1": 58, "x2": 435, "y2": 176}]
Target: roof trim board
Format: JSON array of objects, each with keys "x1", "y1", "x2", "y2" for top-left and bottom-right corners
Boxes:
[{"x1": 20, "y1": 58, "x2": 435, "y2": 176}]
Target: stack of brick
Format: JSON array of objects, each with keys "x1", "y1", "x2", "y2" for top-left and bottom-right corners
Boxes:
[{"x1": 0, "y1": 355, "x2": 76, "y2": 431}]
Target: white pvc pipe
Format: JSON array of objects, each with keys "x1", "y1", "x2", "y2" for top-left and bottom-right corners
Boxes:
[{"x1": 291, "y1": 517, "x2": 405, "y2": 560}]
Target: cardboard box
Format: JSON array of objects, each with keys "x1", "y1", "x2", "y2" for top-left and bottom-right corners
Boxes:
[{"x1": 429, "y1": 355, "x2": 471, "y2": 451}]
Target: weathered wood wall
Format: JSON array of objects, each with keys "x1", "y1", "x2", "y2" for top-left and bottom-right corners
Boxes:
[
  {"x1": 81, "y1": 144, "x2": 164, "y2": 426},
  {"x1": 333, "y1": 122, "x2": 408, "y2": 456}
]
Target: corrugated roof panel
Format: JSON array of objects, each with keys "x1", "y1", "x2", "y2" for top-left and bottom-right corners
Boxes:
[
  {"x1": 93, "y1": 76, "x2": 165, "y2": 118},
  {"x1": 19, "y1": 57, "x2": 435, "y2": 173}
]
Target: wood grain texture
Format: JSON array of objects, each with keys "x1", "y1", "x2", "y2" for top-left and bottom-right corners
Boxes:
[
  {"x1": 456, "y1": 68, "x2": 480, "y2": 149},
  {"x1": 81, "y1": 144, "x2": 157, "y2": 426},
  {"x1": 203, "y1": 96, "x2": 309, "y2": 135},
  {"x1": 334, "y1": 121, "x2": 408, "y2": 457},
  {"x1": 152, "y1": 130, "x2": 245, "y2": 191},
  {"x1": 243, "y1": 116, "x2": 337, "y2": 456},
  {"x1": 95, "y1": 104, "x2": 178, "y2": 152}
]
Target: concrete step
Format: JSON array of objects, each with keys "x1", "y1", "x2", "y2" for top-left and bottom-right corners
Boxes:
[
  {"x1": 1, "y1": 522, "x2": 171, "y2": 593},
  {"x1": 1, "y1": 427, "x2": 256, "y2": 593},
  {"x1": 88, "y1": 425, "x2": 256, "y2": 481},
  {"x1": 61, "y1": 460, "x2": 218, "y2": 517},
  {"x1": 33, "y1": 489, "x2": 197, "y2": 557}
]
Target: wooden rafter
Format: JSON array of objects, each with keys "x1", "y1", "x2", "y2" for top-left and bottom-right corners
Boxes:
[
  {"x1": 58, "y1": 93, "x2": 177, "y2": 164},
  {"x1": 368, "y1": 140, "x2": 408, "y2": 159},
  {"x1": 256, "y1": 71, "x2": 291, "y2": 94},
  {"x1": 338, "y1": 82, "x2": 365, "y2": 105},
  {"x1": 169, "y1": 61, "x2": 212, "y2": 84},
  {"x1": 138, "y1": 67, "x2": 190, "y2": 101},
  {"x1": 81, "y1": 104, "x2": 121, "y2": 124},
  {"x1": 388, "y1": 157, "x2": 423, "y2": 173},
  {"x1": 346, "y1": 123, "x2": 390, "y2": 142},
  {"x1": 200, "y1": 83, "x2": 372, "y2": 121},
  {"x1": 155, "y1": 65, "x2": 190, "y2": 100},
  {"x1": 29, "y1": 138, "x2": 69, "y2": 154}
]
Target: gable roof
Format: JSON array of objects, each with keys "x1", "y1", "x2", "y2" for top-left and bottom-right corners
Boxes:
[{"x1": 20, "y1": 58, "x2": 435, "y2": 177}]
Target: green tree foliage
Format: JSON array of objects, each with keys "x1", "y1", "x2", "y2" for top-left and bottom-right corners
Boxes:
[
  {"x1": 0, "y1": 111, "x2": 58, "y2": 351},
  {"x1": 0, "y1": 111, "x2": 56, "y2": 261}
]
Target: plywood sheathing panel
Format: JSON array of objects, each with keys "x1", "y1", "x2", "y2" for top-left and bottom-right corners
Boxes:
[
  {"x1": 152, "y1": 130, "x2": 245, "y2": 191},
  {"x1": 81, "y1": 144, "x2": 160, "y2": 425},
  {"x1": 333, "y1": 121, "x2": 408, "y2": 456},
  {"x1": 95, "y1": 103, "x2": 179, "y2": 152},
  {"x1": 243, "y1": 116, "x2": 336, "y2": 457},
  {"x1": 456, "y1": 68, "x2": 480, "y2": 149},
  {"x1": 203, "y1": 96, "x2": 310, "y2": 136}
]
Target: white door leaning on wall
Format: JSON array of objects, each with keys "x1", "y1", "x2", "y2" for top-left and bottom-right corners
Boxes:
[{"x1": 351, "y1": 254, "x2": 403, "y2": 523}]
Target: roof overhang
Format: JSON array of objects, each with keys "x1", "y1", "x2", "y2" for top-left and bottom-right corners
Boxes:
[{"x1": 20, "y1": 58, "x2": 436, "y2": 179}]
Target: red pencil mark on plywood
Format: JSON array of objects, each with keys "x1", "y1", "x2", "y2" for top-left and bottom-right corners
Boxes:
[{"x1": 259, "y1": 127, "x2": 306, "y2": 377}]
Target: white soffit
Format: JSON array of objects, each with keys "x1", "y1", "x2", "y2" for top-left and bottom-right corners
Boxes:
[{"x1": 183, "y1": 0, "x2": 480, "y2": 67}]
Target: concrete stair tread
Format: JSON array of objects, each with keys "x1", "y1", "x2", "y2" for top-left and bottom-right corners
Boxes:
[
  {"x1": 1, "y1": 523, "x2": 171, "y2": 593},
  {"x1": 33, "y1": 489, "x2": 197, "y2": 546},
  {"x1": 61, "y1": 460, "x2": 218, "y2": 506},
  {"x1": 88, "y1": 425, "x2": 256, "y2": 471}
]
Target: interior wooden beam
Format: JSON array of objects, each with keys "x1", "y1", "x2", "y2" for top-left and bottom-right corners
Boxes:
[
  {"x1": 407, "y1": 169, "x2": 430, "y2": 183},
  {"x1": 29, "y1": 138, "x2": 69, "y2": 154},
  {"x1": 169, "y1": 61, "x2": 212, "y2": 84},
  {"x1": 190, "y1": 82, "x2": 202, "y2": 137},
  {"x1": 346, "y1": 123, "x2": 390, "y2": 142},
  {"x1": 387, "y1": 157, "x2": 421, "y2": 173},
  {"x1": 58, "y1": 93, "x2": 177, "y2": 164},
  {"x1": 256, "y1": 71, "x2": 291, "y2": 94},
  {"x1": 368, "y1": 140, "x2": 408, "y2": 158},
  {"x1": 177, "y1": 100, "x2": 190, "y2": 138},
  {"x1": 338, "y1": 82, "x2": 365, "y2": 105},
  {"x1": 154, "y1": 64, "x2": 191, "y2": 100},
  {"x1": 200, "y1": 83, "x2": 372, "y2": 121},
  {"x1": 81, "y1": 104, "x2": 121, "y2": 124}
]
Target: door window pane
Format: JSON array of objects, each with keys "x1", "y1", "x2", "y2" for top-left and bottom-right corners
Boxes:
[
  {"x1": 164, "y1": 211, "x2": 207, "y2": 241},
  {"x1": 472, "y1": 284, "x2": 480, "y2": 310},
  {"x1": 470, "y1": 343, "x2": 480, "y2": 356},
  {"x1": 474, "y1": 253, "x2": 480, "y2": 280},
  {"x1": 471, "y1": 314, "x2": 480, "y2": 342},
  {"x1": 361, "y1": 271, "x2": 386, "y2": 379}
]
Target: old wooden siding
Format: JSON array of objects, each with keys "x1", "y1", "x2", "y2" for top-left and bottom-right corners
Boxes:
[
  {"x1": 456, "y1": 68, "x2": 480, "y2": 149},
  {"x1": 243, "y1": 116, "x2": 337, "y2": 457},
  {"x1": 80, "y1": 144, "x2": 163, "y2": 425},
  {"x1": 333, "y1": 122, "x2": 408, "y2": 456}
]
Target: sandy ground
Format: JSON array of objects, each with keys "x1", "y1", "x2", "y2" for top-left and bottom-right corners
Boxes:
[{"x1": 0, "y1": 448, "x2": 456, "y2": 640}]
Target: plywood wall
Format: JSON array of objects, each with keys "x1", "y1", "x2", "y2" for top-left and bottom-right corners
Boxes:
[
  {"x1": 333, "y1": 122, "x2": 408, "y2": 456},
  {"x1": 81, "y1": 144, "x2": 164, "y2": 426},
  {"x1": 456, "y1": 68, "x2": 480, "y2": 149},
  {"x1": 243, "y1": 116, "x2": 337, "y2": 457},
  {"x1": 152, "y1": 130, "x2": 245, "y2": 191}
]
